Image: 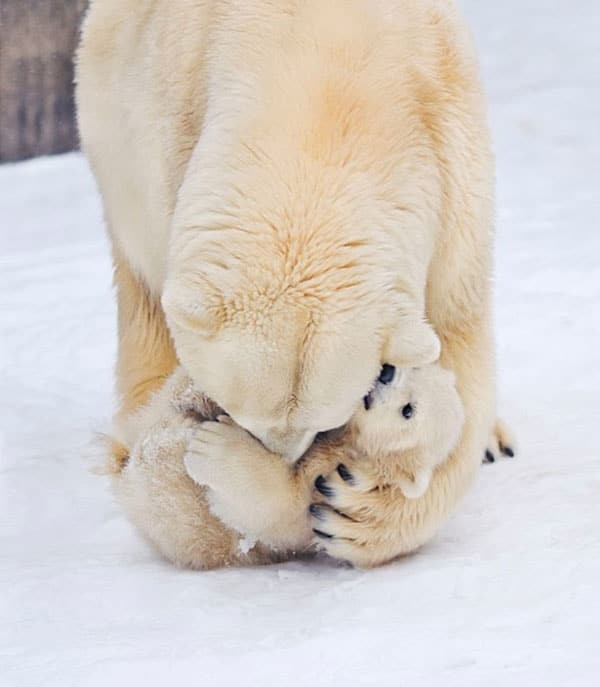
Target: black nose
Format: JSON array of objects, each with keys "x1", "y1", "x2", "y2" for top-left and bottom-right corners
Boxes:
[
  {"x1": 378, "y1": 364, "x2": 396, "y2": 385},
  {"x1": 401, "y1": 403, "x2": 414, "y2": 419}
]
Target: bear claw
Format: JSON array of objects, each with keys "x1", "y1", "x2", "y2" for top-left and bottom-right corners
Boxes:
[
  {"x1": 315, "y1": 476, "x2": 334, "y2": 497},
  {"x1": 312, "y1": 528, "x2": 334, "y2": 539},
  {"x1": 337, "y1": 464, "x2": 354, "y2": 483}
]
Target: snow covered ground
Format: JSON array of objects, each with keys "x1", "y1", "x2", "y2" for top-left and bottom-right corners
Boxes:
[{"x1": 1, "y1": 1, "x2": 599, "y2": 685}]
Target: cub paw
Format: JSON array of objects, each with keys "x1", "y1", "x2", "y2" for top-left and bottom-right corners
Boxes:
[{"x1": 184, "y1": 416, "x2": 256, "y2": 490}]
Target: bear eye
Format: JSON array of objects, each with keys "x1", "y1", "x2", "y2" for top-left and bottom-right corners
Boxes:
[
  {"x1": 401, "y1": 403, "x2": 414, "y2": 419},
  {"x1": 378, "y1": 364, "x2": 396, "y2": 385}
]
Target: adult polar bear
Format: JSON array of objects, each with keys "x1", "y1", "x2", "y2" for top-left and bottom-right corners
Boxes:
[{"x1": 77, "y1": 0, "x2": 499, "y2": 568}]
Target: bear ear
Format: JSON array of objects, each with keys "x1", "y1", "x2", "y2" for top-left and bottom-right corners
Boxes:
[
  {"x1": 161, "y1": 278, "x2": 221, "y2": 336},
  {"x1": 384, "y1": 316, "x2": 441, "y2": 369}
]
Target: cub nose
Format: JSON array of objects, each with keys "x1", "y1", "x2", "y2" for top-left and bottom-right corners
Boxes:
[{"x1": 378, "y1": 364, "x2": 396, "y2": 385}]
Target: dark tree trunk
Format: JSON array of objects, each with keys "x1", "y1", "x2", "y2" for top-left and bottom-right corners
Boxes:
[{"x1": 0, "y1": 0, "x2": 88, "y2": 162}]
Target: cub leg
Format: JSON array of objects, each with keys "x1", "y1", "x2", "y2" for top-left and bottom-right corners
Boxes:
[{"x1": 184, "y1": 418, "x2": 343, "y2": 551}]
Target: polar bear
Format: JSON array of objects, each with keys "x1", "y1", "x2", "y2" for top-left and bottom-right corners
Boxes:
[
  {"x1": 111, "y1": 360, "x2": 464, "y2": 568},
  {"x1": 183, "y1": 362, "x2": 465, "y2": 556},
  {"x1": 77, "y1": 0, "x2": 507, "y2": 568}
]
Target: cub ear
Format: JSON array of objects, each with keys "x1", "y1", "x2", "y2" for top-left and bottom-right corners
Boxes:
[
  {"x1": 161, "y1": 278, "x2": 221, "y2": 335},
  {"x1": 384, "y1": 316, "x2": 441, "y2": 369}
]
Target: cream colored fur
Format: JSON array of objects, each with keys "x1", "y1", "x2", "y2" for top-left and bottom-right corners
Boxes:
[
  {"x1": 110, "y1": 369, "x2": 285, "y2": 568},
  {"x1": 77, "y1": 0, "x2": 498, "y2": 568},
  {"x1": 350, "y1": 365, "x2": 465, "y2": 499},
  {"x1": 184, "y1": 363, "x2": 465, "y2": 547}
]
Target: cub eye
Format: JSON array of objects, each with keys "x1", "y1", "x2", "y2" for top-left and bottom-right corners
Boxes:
[
  {"x1": 378, "y1": 364, "x2": 396, "y2": 385},
  {"x1": 401, "y1": 403, "x2": 414, "y2": 419}
]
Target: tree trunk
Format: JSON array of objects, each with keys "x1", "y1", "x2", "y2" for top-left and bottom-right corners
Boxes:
[{"x1": 0, "y1": 0, "x2": 88, "y2": 162}]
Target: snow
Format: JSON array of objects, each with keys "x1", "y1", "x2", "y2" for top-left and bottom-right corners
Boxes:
[{"x1": 1, "y1": 1, "x2": 599, "y2": 685}]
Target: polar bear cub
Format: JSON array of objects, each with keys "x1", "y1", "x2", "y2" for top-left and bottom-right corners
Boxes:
[
  {"x1": 351, "y1": 363, "x2": 465, "y2": 499},
  {"x1": 182, "y1": 360, "x2": 465, "y2": 554}
]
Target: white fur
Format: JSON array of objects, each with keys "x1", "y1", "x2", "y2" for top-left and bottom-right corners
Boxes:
[
  {"x1": 77, "y1": 0, "x2": 499, "y2": 568},
  {"x1": 351, "y1": 365, "x2": 465, "y2": 498}
]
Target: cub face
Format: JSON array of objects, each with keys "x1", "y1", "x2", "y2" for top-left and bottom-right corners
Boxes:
[{"x1": 352, "y1": 364, "x2": 465, "y2": 462}]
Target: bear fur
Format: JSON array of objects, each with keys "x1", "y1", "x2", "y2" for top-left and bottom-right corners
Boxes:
[
  {"x1": 350, "y1": 364, "x2": 465, "y2": 499},
  {"x1": 77, "y1": 0, "x2": 499, "y2": 568}
]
